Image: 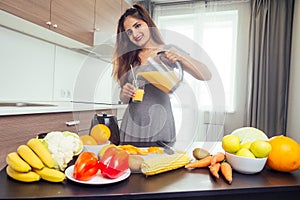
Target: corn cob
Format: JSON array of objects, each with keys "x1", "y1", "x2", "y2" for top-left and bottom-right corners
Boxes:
[
  {"x1": 27, "y1": 138, "x2": 55, "y2": 168},
  {"x1": 6, "y1": 166, "x2": 40, "y2": 182},
  {"x1": 141, "y1": 153, "x2": 190, "y2": 176},
  {"x1": 6, "y1": 152, "x2": 31, "y2": 172},
  {"x1": 17, "y1": 145, "x2": 44, "y2": 169},
  {"x1": 33, "y1": 167, "x2": 66, "y2": 182}
]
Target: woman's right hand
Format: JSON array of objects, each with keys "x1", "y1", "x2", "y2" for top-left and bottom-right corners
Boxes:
[{"x1": 120, "y1": 83, "x2": 136, "y2": 103}]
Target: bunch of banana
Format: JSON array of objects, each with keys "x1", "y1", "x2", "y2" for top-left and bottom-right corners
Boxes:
[{"x1": 6, "y1": 138, "x2": 65, "y2": 183}]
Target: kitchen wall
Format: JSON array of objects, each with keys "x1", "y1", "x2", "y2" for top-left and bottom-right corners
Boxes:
[
  {"x1": 287, "y1": 0, "x2": 300, "y2": 143},
  {"x1": 0, "y1": 25, "x2": 118, "y2": 104}
]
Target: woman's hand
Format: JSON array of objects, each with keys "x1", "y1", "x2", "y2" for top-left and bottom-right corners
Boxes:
[
  {"x1": 120, "y1": 83, "x2": 136, "y2": 103},
  {"x1": 162, "y1": 48, "x2": 212, "y2": 81}
]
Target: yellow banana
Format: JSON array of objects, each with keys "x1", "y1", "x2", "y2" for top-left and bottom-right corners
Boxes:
[
  {"x1": 6, "y1": 166, "x2": 40, "y2": 182},
  {"x1": 6, "y1": 152, "x2": 31, "y2": 172},
  {"x1": 27, "y1": 138, "x2": 55, "y2": 168},
  {"x1": 17, "y1": 145, "x2": 44, "y2": 169},
  {"x1": 33, "y1": 167, "x2": 66, "y2": 182}
]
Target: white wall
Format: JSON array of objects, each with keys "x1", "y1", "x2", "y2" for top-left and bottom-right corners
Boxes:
[
  {"x1": 287, "y1": 0, "x2": 300, "y2": 143},
  {"x1": 0, "y1": 26, "x2": 117, "y2": 103}
]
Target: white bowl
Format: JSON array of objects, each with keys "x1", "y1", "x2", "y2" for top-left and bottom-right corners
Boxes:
[
  {"x1": 83, "y1": 141, "x2": 110, "y2": 156},
  {"x1": 225, "y1": 152, "x2": 267, "y2": 174}
]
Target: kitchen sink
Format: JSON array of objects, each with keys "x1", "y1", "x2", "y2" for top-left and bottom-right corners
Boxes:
[{"x1": 0, "y1": 102, "x2": 57, "y2": 107}]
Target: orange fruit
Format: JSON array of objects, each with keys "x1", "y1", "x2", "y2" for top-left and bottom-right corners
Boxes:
[
  {"x1": 80, "y1": 135, "x2": 97, "y2": 145},
  {"x1": 90, "y1": 124, "x2": 111, "y2": 145},
  {"x1": 267, "y1": 135, "x2": 300, "y2": 172}
]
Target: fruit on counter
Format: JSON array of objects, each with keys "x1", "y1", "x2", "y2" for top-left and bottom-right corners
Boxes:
[
  {"x1": 90, "y1": 124, "x2": 111, "y2": 145},
  {"x1": 128, "y1": 155, "x2": 144, "y2": 171},
  {"x1": 17, "y1": 145, "x2": 44, "y2": 169},
  {"x1": 141, "y1": 153, "x2": 190, "y2": 176},
  {"x1": 222, "y1": 127, "x2": 271, "y2": 159},
  {"x1": 231, "y1": 127, "x2": 268, "y2": 143},
  {"x1": 73, "y1": 152, "x2": 99, "y2": 181},
  {"x1": 33, "y1": 167, "x2": 66, "y2": 182},
  {"x1": 117, "y1": 144, "x2": 164, "y2": 155},
  {"x1": 266, "y1": 135, "x2": 300, "y2": 172},
  {"x1": 236, "y1": 148, "x2": 255, "y2": 158},
  {"x1": 118, "y1": 144, "x2": 149, "y2": 155},
  {"x1": 192, "y1": 148, "x2": 210, "y2": 160},
  {"x1": 99, "y1": 144, "x2": 116, "y2": 157},
  {"x1": 250, "y1": 140, "x2": 272, "y2": 158},
  {"x1": 6, "y1": 166, "x2": 40, "y2": 183},
  {"x1": 27, "y1": 138, "x2": 55, "y2": 168},
  {"x1": 80, "y1": 135, "x2": 97, "y2": 145},
  {"x1": 222, "y1": 135, "x2": 240, "y2": 153},
  {"x1": 99, "y1": 146, "x2": 129, "y2": 179},
  {"x1": 42, "y1": 131, "x2": 83, "y2": 171},
  {"x1": 6, "y1": 152, "x2": 31, "y2": 173}
]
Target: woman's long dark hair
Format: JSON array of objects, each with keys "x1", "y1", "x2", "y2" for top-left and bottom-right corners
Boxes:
[{"x1": 112, "y1": 3, "x2": 164, "y2": 84}]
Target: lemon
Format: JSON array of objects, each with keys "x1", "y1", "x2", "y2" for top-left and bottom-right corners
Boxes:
[
  {"x1": 99, "y1": 144, "x2": 116, "y2": 157},
  {"x1": 250, "y1": 140, "x2": 272, "y2": 158},
  {"x1": 240, "y1": 141, "x2": 252, "y2": 149},
  {"x1": 236, "y1": 148, "x2": 256, "y2": 158},
  {"x1": 231, "y1": 127, "x2": 268, "y2": 143},
  {"x1": 222, "y1": 135, "x2": 241, "y2": 153}
]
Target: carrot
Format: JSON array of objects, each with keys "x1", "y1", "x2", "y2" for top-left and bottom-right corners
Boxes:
[
  {"x1": 220, "y1": 162, "x2": 233, "y2": 184},
  {"x1": 209, "y1": 163, "x2": 221, "y2": 179},
  {"x1": 185, "y1": 155, "x2": 212, "y2": 169},
  {"x1": 211, "y1": 152, "x2": 225, "y2": 165}
]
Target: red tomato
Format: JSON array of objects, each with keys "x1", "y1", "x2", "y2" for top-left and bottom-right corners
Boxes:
[
  {"x1": 99, "y1": 146, "x2": 129, "y2": 179},
  {"x1": 73, "y1": 152, "x2": 99, "y2": 181}
]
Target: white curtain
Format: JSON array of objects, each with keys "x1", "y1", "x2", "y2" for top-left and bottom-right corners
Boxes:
[{"x1": 153, "y1": 0, "x2": 251, "y2": 140}]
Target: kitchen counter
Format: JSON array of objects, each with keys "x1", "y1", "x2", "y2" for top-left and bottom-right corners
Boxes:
[
  {"x1": 0, "y1": 101, "x2": 127, "y2": 116},
  {"x1": 1, "y1": 142, "x2": 300, "y2": 200}
]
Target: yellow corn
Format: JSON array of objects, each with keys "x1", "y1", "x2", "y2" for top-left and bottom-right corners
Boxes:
[{"x1": 141, "y1": 153, "x2": 190, "y2": 176}]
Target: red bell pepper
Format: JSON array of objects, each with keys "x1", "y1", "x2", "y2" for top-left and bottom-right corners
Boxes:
[
  {"x1": 73, "y1": 152, "x2": 99, "y2": 181},
  {"x1": 99, "y1": 146, "x2": 129, "y2": 179}
]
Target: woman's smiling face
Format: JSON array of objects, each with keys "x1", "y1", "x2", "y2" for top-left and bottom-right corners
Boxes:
[{"x1": 123, "y1": 16, "x2": 152, "y2": 47}]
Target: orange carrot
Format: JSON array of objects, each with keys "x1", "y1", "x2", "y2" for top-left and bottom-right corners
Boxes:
[
  {"x1": 220, "y1": 162, "x2": 233, "y2": 184},
  {"x1": 185, "y1": 155, "x2": 212, "y2": 169},
  {"x1": 209, "y1": 163, "x2": 221, "y2": 179},
  {"x1": 211, "y1": 152, "x2": 225, "y2": 165}
]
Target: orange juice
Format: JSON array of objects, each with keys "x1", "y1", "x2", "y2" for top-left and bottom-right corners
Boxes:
[
  {"x1": 132, "y1": 89, "x2": 144, "y2": 102},
  {"x1": 137, "y1": 71, "x2": 180, "y2": 94}
]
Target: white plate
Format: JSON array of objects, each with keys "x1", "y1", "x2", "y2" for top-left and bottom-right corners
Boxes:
[{"x1": 65, "y1": 165, "x2": 131, "y2": 185}]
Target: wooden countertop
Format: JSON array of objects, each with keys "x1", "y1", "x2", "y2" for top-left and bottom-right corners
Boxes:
[{"x1": 1, "y1": 142, "x2": 300, "y2": 200}]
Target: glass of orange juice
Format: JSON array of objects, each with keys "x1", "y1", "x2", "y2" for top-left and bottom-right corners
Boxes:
[{"x1": 132, "y1": 80, "x2": 145, "y2": 102}]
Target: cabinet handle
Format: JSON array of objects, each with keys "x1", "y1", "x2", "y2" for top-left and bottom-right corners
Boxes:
[
  {"x1": 46, "y1": 21, "x2": 52, "y2": 25},
  {"x1": 52, "y1": 24, "x2": 58, "y2": 28},
  {"x1": 65, "y1": 120, "x2": 80, "y2": 126}
]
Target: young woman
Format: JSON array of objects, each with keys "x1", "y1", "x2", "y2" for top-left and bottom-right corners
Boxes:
[{"x1": 112, "y1": 4, "x2": 211, "y2": 144}]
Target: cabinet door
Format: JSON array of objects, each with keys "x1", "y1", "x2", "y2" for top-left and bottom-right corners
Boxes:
[
  {"x1": 0, "y1": 0, "x2": 51, "y2": 28},
  {"x1": 95, "y1": 0, "x2": 122, "y2": 33},
  {"x1": 51, "y1": 0, "x2": 95, "y2": 46}
]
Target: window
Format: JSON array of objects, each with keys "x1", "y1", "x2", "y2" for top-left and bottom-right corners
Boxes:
[{"x1": 153, "y1": 1, "x2": 246, "y2": 113}]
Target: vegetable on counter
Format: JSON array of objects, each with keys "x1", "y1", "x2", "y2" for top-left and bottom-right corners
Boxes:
[
  {"x1": 185, "y1": 155, "x2": 212, "y2": 169},
  {"x1": 73, "y1": 152, "x2": 99, "y2": 181},
  {"x1": 42, "y1": 131, "x2": 83, "y2": 171},
  {"x1": 141, "y1": 153, "x2": 190, "y2": 176},
  {"x1": 99, "y1": 146, "x2": 129, "y2": 179}
]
